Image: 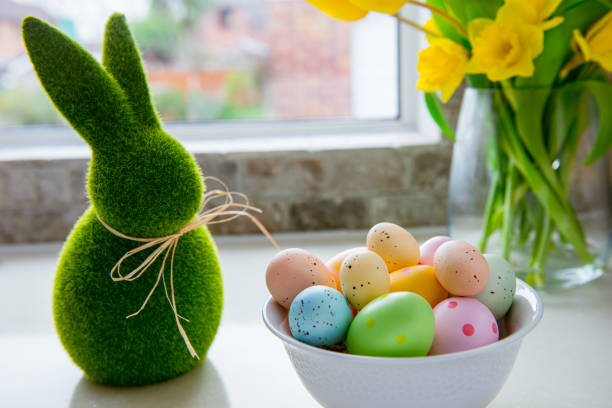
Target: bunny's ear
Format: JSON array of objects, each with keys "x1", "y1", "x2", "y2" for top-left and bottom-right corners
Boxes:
[
  {"x1": 22, "y1": 16, "x2": 136, "y2": 150},
  {"x1": 102, "y1": 13, "x2": 161, "y2": 130}
]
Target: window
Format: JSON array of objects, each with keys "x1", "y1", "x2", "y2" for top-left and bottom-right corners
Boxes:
[{"x1": 0, "y1": 0, "x2": 429, "y2": 147}]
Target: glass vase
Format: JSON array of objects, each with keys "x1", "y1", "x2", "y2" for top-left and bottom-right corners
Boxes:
[{"x1": 448, "y1": 87, "x2": 612, "y2": 290}]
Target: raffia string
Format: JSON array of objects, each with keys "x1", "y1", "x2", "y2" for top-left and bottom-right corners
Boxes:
[{"x1": 97, "y1": 176, "x2": 281, "y2": 359}]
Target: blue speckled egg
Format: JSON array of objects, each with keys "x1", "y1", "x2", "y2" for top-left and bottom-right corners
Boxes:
[{"x1": 289, "y1": 285, "x2": 354, "y2": 346}]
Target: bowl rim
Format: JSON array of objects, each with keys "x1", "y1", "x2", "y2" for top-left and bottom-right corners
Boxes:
[{"x1": 262, "y1": 278, "x2": 543, "y2": 363}]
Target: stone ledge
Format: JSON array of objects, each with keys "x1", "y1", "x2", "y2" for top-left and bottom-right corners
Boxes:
[{"x1": 0, "y1": 142, "x2": 452, "y2": 243}]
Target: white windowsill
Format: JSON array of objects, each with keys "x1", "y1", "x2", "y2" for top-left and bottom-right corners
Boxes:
[{"x1": 0, "y1": 123, "x2": 441, "y2": 162}]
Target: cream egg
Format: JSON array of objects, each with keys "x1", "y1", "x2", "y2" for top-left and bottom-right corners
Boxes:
[
  {"x1": 326, "y1": 247, "x2": 367, "y2": 292},
  {"x1": 366, "y1": 222, "x2": 420, "y2": 271},
  {"x1": 340, "y1": 249, "x2": 390, "y2": 310}
]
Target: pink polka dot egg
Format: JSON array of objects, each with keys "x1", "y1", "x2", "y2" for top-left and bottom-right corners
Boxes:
[{"x1": 429, "y1": 297, "x2": 499, "y2": 355}]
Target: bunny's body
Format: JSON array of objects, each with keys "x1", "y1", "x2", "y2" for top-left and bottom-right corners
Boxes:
[
  {"x1": 56, "y1": 208, "x2": 222, "y2": 385},
  {"x1": 23, "y1": 14, "x2": 223, "y2": 385}
]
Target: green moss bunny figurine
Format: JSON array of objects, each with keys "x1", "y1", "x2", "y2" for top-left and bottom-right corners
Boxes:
[{"x1": 22, "y1": 14, "x2": 223, "y2": 385}]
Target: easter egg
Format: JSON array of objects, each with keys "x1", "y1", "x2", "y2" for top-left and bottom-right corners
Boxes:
[
  {"x1": 434, "y1": 240, "x2": 489, "y2": 296},
  {"x1": 346, "y1": 292, "x2": 435, "y2": 357},
  {"x1": 366, "y1": 222, "x2": 420, "y2": 271},
  {"x1": 289, "y1": 286, "x2": 354, "y2": 347},
  {"x1": 419, "y1": 236, "x2": 453, "y2": 266},
  {"x1": 340, "y1": 249, "x2": 390, "y2": 310},
  {"x1": 266, "y1": 248, "x2": 336, "y2": 309},
  {"x1": 429, "y1": 297, "x2": 499, "y2": 355},
  {"x1": 389, "y1": 265, "x2": 448, "y2": 307},
  {"x1": 472, "y1": 254, "x2": 516, "y2": 319},
  {"x1": 326, "y1": 247, "x2": 367, "y2": 292}
]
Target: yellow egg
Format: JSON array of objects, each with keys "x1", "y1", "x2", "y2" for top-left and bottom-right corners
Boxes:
[
  {"x1": 340, "y1": 249, "x2": 390, "y2": 310},
  {"x1": 366, "y1": 222, "x2": 420, "y2": 271},
  {"x1": 389, "y1": 265, "x2": 448, "y2": 308}
]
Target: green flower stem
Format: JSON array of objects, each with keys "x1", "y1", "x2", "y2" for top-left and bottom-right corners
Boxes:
[
  {"x1": 517, "y1": 200, "x2": 531, "y2": 244},
  {"x1": 501, "y1": 162, "x2": 517, "y2": 259},
  {"x1": 479, "y1": 171, "x2": 501, "y2": 253},
  {"x1": 394, "y1": 15, "x2": 440, "y2": 38},
  {"x1": 502, "y1": 87, "x2": 570, "y2": 207},
  {"x1": 531, "y1": 211, "x2": 553, "y2": 270},
  {"x1": 494, "y1": 92, "x2": 594, "y2": 264}
]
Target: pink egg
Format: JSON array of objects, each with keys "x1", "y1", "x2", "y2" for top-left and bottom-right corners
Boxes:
[
  {"x1": 266, "y1": 248, "x2": 336, "y2": 309},
  {"x1": 429, "y1": 297, "x2": 499, "y2": 355},
  {"x1": 419, "y1": 236, "x2": 453, "y2": 266}
]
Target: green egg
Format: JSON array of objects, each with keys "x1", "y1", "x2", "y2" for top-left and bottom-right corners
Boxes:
[{"x1": 346, "y1": 292, "x2": 434, "y2": 357}]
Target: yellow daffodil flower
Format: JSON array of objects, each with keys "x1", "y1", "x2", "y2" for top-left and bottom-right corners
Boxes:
[
  {"x1": 348, "y1": 0, "x2": 408, "y2": 15},
  {"x1": 423, "y1": 18, "x2": 441, "y2": 42},
  {"x1": 417, "y1": 38, "x2": 469, "y2": 102},
  {"x1": 497, "y1": 0, "x2": 564, "y2": 31},
  {"x1": 466, "y1": 18, "x2": 543, "y2": 81},
  {"x1": 305, "y1": 0, "x2": 368, "y2": 21},
  {"x1": 561, "y1": 11, "x2": 612, "y2": 78}
]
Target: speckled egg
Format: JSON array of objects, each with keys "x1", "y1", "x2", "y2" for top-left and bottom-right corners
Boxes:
[
  {"x1": 326, "y1": 247, "x2": 367, "y2": 292},
  {"x1": 346, "y1": 292, "x2": 435, "y2": 357},
  {"x1": 434, "y1": 240, "x2": 489, "y2": 296},
  {"x1": 389, "y1": 265, "x2": 448, "y2": 307},
  {"x1": 420, "y1": 236, "x2": 453, "y2": 266},
  {"x1": 366, "y1": 222, "x2": 420, "y2": 271},
  {"x1": 266, "y1": 248, "x2": 336, "y2": 309},
  {"x1": 289, "y1": 286, "x2": 354, "y2": 347},
  {"x1": 429, "y1": 297, "x2": 499, "y2": 355},
  {"x1": 340, "y1": 249, "x2": 390, "y2": 310},
  {"x1": 472, "y1": 254, "x2": 516, "y2": 319}
]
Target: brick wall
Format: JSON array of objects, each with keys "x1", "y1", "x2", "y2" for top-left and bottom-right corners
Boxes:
[{"x1": 0, "y1": 143, "x2": 451, "y2": 244}]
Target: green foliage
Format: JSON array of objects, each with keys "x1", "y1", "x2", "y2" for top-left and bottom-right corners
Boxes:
[
  {"x1": 131, "y1": 12, "x2": 181, "y2": 63},
  {"x1": 493, "y1": 91, "x2": 593, "y2": 262},
  {"x1": 426, "y1": 0, "x2": 469, "y2": 47},
  {"x1": 443, "y1": 0, "x2": 500, "y2": 23},
  {"x1": 22, "y1": 14, "x2": 223, "y2": 385},
  {"x1": 424, "y1": 92, "x2": 455, "y2": 140},
  {"x1": 0, "y1": 85, "x2": 63, "y2": 125},
  {"x1": 578, "y1": 80, "x2": 612, "y2": 164},
  {"x1": 153, "y1": 88, "x2": 190, "y2": 121}
]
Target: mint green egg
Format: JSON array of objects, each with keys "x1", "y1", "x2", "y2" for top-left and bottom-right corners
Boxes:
[
  {"x1": 473, "y1": 254, "x2": 516, "y2": 320},
  {"x1": 346, "y1": 292, "x2": 434, "y2": 357}
]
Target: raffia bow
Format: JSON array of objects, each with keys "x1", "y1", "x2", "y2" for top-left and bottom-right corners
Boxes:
[{"x1": 97, "y1": 176, "x2": 280, "y2": 359}]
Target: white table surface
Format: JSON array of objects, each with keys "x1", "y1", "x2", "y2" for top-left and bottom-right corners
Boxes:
[{"x1": 0, "y1": 229, "x2": 610, "y2": 408}]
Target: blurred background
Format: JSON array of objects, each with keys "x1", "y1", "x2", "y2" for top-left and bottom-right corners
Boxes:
[
  {"x1": 0, "y1": 0, "x2": 399, "y2": 126},
  {"x1": 0, "y1": 0, "x2": 458, "y2": 244}
]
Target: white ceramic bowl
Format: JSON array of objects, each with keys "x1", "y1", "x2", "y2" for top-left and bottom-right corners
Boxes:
[{"x1": 263, "y1": 279, "x2": 543, "y2": 408}]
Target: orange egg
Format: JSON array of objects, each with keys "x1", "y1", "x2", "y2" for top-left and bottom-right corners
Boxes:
[
  {"x1": 389, "y1": 265, "x2": 448, "y2": 307},
  {"x1": 329, "y1": 268, "x2": 342, "y2": 292}
]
